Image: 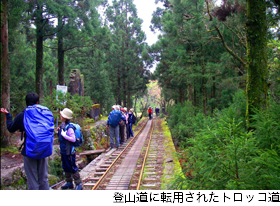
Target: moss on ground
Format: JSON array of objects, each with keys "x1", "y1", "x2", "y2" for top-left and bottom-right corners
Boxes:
[{"x1": 160, "y1": 117, "x2": 184, "y2": 190}]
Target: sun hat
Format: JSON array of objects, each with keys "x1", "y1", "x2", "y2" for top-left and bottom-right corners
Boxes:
[
  {"x1": 123, "y1": 107, "x2": 127, "y2": 111},
  {"x1": 60, "y1": 108, "x2": 73, "y2": 119}
]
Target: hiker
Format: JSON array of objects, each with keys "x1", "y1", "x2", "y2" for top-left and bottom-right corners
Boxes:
[
  {"x1": 123, "y1": 107, "x2": 130, "y2": 141},
  {"x1": 148, "y1": 106, "x2": 153, "y2": 120},
  {"x1": 107, "y1": 105, "x2": 125, "y2": 149},
  {"x1": 1, "y1": 93, "x2": 53, "y2": 190},
  {"x1": 119, "y1": 107, "x2": 127, "y2": 144},
  {"x1": 58, "y1": 108, "x2": 82, "y2": 190},
  {"x1": 127, "y1": 108, "x2": 136, "y2": 139},
  {"x1": 155, "y1": 107, "x2": 160, "y2": 116}
]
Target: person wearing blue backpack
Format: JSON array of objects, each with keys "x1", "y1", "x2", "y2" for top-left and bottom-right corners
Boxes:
[
  {"x1": 58, "y1": 108, "x2": 82, "y2": 190},
  {"x1": 106, "y1": 105, "x2": 125, "y2": 150},
  {"x1": 1, "y1": 93, "x2": 53, "y2": 190}
]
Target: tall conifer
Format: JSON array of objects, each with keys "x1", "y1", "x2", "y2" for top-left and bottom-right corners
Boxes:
[{"x1": 105, "y1": 0, "x2": 150, "y2": 108}]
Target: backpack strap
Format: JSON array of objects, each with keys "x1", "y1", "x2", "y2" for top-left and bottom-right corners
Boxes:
[
  {"x1": 21, "y1": 130, "x2": 24, "y2": 141},
  {"x1": 65, "y1": 123, "x2": 75, "y2": 132},
  {"x1": 18, "y1": 131, "x2": 26, "y2": 152},
  {"x1": 19, "y1": 132, "x2": 24, "y2": 151}
]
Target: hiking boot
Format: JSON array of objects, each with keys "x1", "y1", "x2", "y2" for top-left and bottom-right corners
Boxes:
[
  {"x1": 75, "y1": 183, "x2": 83, "y2": 190},
  {"x1": 61, "y1": 182, "x2": 74, "y2": 189}
]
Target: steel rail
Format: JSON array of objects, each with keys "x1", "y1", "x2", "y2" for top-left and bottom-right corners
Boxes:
[
  {"x1": 92, "y1": 118, "x2": 149, "y2": 190},
  {"x1": 136, "y1": 119, "x2": 154, "y2": 190}
]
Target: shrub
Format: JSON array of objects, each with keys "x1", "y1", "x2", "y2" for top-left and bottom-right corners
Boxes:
[
  {"x1": 250, "y1": 99, "x2": 280, "y2": 189},
  {"x1": 171, "y1": 90, "x2": 280, "y2": 189},
  {"x1": 168, "y1": 101, "x2": 199, "y2": 148},
  {"x1": 42, "y1": 90, "x2": 93, "y2": 127},
  {"x1": 48, "y1": 156, "x2": 64, "y2": 181}
]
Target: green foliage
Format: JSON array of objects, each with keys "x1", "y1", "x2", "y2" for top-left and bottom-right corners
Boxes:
[
  {"x1": 9, "y1": 28, "x2": 36, "y2": 114},
  {"x1": 167, "y1": 101, "x2": 202, "y2": 147},
  {"x1": 249, "y1": 100, "x2": 280, "y2": 188},
  {"x1": 152, "y1": 0, "x2": 246, "y2": 113},
  {"x1": 168, "y1": 90, "x2": 246, "y2": 149},
  {"x1": 251, "y1": 100, "x2": 280, "y2": 151},
  {"x1": 104, "y1": 0, "x2": 151, "y2": 107},
  {"x1": 267, "y1": 40, "x2": 280, "y2": 99},
  {"x1": 1, "y1": 146, "x2": 18, "y2": 154},
  {"x1": 185, "y1": 120, "x2": 257, "y2": 190},
  {"x1": 42, "y1": 90, "x2": 93, "y2": 126},
  {"x1": 67, "y1": 40, "x2": 115, "y2": 114},
  {"x1": 170, "y1": 90, "x2": 280, "y2": 190},
  {"x1": 48, "y1": 157, "x2": 64, "y2": 181}
]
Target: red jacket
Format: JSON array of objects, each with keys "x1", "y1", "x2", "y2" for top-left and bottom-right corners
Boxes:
[{"x1": 148, "y1": 108, "x2": 152, "y2": 114}]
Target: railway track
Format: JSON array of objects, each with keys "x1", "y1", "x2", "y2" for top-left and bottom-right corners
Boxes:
[
  {"x1": 51, "y1": 116, "x2": 169, "y2": 190},
  {"x1": 90, "y1": 118, "x2": 154, "y2": 190}
]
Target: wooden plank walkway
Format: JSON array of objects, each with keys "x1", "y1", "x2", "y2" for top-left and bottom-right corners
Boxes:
[
  {"x1": 79, "y1": 149, "x2": 105, "y2": 156},
  {"x1": 105, "y1": 120, "x2": 152, "y2": 190}
]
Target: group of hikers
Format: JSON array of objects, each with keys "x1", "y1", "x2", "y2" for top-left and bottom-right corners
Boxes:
[
  {"x1": 106, "y1": 105, "x2": 136, "y2": 150},
  {"x1": 0, "y1": 92, "x2": 138, "y2": 190},
  {"x1": 147, "y1": 106, "x2": 160, "y2": 120},
  {"x1": 1, "y1": 92, "x2": 162, "y2": 190}
]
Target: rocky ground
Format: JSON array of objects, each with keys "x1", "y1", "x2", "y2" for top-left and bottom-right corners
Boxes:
[{"x1": 1, "y1": 133, "x2": 24, "y2": 169}]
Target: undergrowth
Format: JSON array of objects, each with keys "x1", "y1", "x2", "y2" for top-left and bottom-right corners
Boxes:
[{"x1": 169, "y1": 90, "x2": 280, "y2": 190}]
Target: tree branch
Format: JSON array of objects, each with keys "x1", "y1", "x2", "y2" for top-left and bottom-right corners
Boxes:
[
  {"x1": 221, "y1": 22, "x2": 247, "y2": 49},
  {"x1": 44, "y1": 21, "x2": 65, "y2": 37},
  {"x1": 205, "y1": 0, "x2": 245, "y2": 66},
  {"x1": 215, "y1": 25, "x2": 245, "y2": 66}
]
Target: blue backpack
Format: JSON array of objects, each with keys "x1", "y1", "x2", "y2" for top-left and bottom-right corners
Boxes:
[
  {"x1": 65, "y1": 123, "x2": 83, "y2": 148},
  {"x1": 109, "y1": 110, "x2": 122, "y2": 128},
  {"x1": 24, "y1": 105, "x2": 54, "y2": 159}
]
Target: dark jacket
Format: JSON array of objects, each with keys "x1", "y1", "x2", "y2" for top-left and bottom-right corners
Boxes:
[
  {"x1": 128, "y1": 113, "x2": 136, "y2": 124},
  {"x1": 5, "y1": 112, "x2": 27, "y2": 156},
  {"x1": 58, "y1": 122, "x2": 73, "y2": 155}
]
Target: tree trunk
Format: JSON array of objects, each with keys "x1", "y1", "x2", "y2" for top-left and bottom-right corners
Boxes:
[
  {"x1": 123, "y1": 68, "x2": 127, "y2": 106},
  {"x1": 194, "y1": 86, "x2": 197, "y2": 107},
  {"x1": 58, "y1": 34, "x2": 65, "y2": 85},
  {"x1": 201, "y1": 44, "x2": 207, "y2": 117},
  {"x1": 202, "y1": 79, "x2": 207, "y2": 117},
  {"x1": 211, "y1": 76, "x2": 216, "y2": 114},
  {"x1": 123, "y1": 3, "x2": 129, "y2": 107},
  {"x1": 35, "y1": 11, "x2": 44, "y2": 100},
  {"x1": 179, "y1": 87, "x2": 184, "y2": 105},
  {"x1": 1, "y1": 0, "x2": 10, "y2": 147},
  {"x1": 245, "y1": 0, "x2": 268, "y2": 129},
  {"x1": 187, "y1": 84, "x2": 193, "y2": 103},
  {"x1": 127, "y1": 86, "x2": 131, "y2": 110},
  {"x1": 117, "y1": 76, "x2": 121, "y2": 105}
]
